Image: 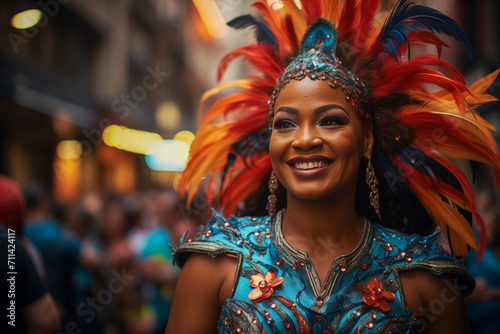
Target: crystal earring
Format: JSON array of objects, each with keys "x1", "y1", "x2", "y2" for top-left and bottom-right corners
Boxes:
[
  {"x1": 366, "y1": 156, "x2": 381, "y2": 221},
  {"x1": 266, "y1": 172, "x2": 278, "y2": 216}
]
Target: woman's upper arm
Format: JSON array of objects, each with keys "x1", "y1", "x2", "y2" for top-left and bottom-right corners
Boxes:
[
  {"x1": 165, "y1": 253, "x2": 237, "y2": 334},
  {"x1": 400, "y1": 270, "x2": 471, "y2": 334}
]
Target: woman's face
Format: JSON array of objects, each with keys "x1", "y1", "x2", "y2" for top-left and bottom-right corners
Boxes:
[{"x1": 269, "y1": 77, "x2": 373, "y2": 201}]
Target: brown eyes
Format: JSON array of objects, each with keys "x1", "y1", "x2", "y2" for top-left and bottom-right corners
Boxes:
[{"x1": 273, "y1": 115, "x2": 347, "y2": 130}]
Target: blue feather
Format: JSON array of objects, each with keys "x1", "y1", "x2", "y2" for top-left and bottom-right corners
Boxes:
[
  {"x1": 227, "y1": 15, "x2": 277, "y2": 49},
  {"x1": 379, "y1": 0, "x2": 472, "y2": 61}
]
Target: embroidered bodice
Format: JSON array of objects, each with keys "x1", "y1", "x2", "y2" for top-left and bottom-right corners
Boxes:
[{"x1": 174, "y1": 210, "x2": 473, "y2": 333}]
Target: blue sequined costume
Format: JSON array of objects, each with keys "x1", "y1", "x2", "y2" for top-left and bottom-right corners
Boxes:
[{"x1": 174, "y1": 210, "x2": 473, "y2": 333}]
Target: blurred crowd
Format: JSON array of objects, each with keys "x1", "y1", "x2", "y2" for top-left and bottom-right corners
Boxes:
[
  {"x1": 1, "y1": 170, "x2": 500, "y2": 334},
  {"x1": 0, "y1": 174, "x2": 208, "y2": 334}
]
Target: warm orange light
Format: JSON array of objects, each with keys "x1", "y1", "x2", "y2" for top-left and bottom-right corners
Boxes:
[
  {"x1": 192, "y1": 0, "x2": 228, "y2": 39},
  {"x1": 54, "y1": 141, "x2": 82, "y2": 203}
]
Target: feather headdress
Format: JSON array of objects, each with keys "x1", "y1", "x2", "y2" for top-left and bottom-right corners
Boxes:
[{"x1": 179, "y1": 0, "x2": 500, "y2": 258}]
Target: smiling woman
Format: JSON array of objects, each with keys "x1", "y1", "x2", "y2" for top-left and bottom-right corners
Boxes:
[
  {"x1": 270, "y1": 78, "x2": 371, "y2": 204},
  {"x1": 166, "y1": 1, "x2": 500, "y2": 333}
]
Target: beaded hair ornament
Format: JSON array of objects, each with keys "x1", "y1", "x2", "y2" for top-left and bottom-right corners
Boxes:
[
  {"x1": 179, "y1": 0, "x2": 500, "y2": 259},
  {"x1": 268, "y1": 18, "x2": 371, "y2": 129}
]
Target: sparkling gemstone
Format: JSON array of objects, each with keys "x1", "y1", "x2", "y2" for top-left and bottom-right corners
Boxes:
[
  {"x1": 367, "y1": 322, "x2": 374, "y2": 329},
  {"x1": 237, "y1": 309, "x2": 242, "y2": 315},
  {"x1": 275, "y1": 259, "x2": 282, "y2": 265},
  {"x1": 264, "y1": 312, "x2": 269, "y2": 316},
  {"x1": 253, "y1": 319, "x2": 257, "y2": 324},
  {"x1": 271, "y1": 303, "x2": 277, "y2": 309},
  {"x1": 395, "y1": 135, "x2": 401, "y2": 141}
]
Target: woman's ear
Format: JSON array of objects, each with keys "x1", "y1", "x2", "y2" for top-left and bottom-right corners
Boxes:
[{"x1": 363, "y1": 122, "x2": 374, "y2": 158}]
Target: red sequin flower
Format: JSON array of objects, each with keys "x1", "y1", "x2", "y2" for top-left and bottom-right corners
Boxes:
[
  {"x1": 356, "y1": 277, "x2": 395, "y2": 312},
  {"x1": 248, "y1": 269, "x2": 284, "y2": 302}
]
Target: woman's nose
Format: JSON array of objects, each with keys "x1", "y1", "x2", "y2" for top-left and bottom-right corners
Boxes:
[{"x1": 291, "y1": 125, "x2": 323, "y2": 151}]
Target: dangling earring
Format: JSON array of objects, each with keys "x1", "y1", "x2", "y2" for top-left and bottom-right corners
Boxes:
[
  {"x1": 366, "y1": 156, "x2": 381, "y2": 221},
  {"x1": 266, "y1": 172, "x2": 278, "y2": 216}
]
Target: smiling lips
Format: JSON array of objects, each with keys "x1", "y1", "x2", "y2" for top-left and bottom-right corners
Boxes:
[
  {"x1": 293, "y1": 161, "x2": 329, "y2": 170},
  {"x1": 287, "y1": 156, "x2": 333, "y2": 175}
]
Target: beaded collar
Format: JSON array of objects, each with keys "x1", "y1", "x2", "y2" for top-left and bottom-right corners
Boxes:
[{"x1": 271, "y1": 209, "x2": 372, "y2": 300}]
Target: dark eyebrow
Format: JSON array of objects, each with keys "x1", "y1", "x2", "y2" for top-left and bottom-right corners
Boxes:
[
  {"x1": 275, "y1": 104, "x2": 350, "y2": 118},
  {"x1": 314, "y1": 104, "x2": 350, "y2": 118},
  {"x1": 275, "y1": 106, "x2": 298, "y2": 115}
]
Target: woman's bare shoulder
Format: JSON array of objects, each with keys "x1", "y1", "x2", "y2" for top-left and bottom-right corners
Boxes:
[
  {"x1": 400, "y1": 270, "x2": 470, "y2": 334},
  {"x1": 165, "y1": 253, "x2": 238, "y2": 334}
]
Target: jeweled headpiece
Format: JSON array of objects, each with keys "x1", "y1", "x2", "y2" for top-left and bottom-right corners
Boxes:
[
  {"x1": 270, "y1": 18, "x2": 371, "y2": 122},
  {"x1": 180, "y1": 0, "x2": 500, "y2": 259}
]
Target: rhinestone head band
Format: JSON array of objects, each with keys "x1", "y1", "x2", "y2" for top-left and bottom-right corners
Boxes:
[{"x1": 268, "y1": 18, "x2": 371, "y2": 130}]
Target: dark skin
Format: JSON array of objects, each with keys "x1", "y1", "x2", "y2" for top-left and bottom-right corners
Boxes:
[{"x1": 165, "y1": 78, "x2": 471, "y2": 333}]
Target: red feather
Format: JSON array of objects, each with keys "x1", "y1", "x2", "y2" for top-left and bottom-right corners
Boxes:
[{"x1": 354, "y1": 0, "x2": 380, "y2": 50}]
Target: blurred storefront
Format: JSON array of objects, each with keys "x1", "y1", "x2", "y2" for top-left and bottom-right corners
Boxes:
[{"x1": 0, "y1": 0, "x2": 209, "y2": 203}]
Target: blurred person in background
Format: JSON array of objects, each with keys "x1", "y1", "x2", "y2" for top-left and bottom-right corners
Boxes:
[
  {"x1": 97, "y1": 196, "x2": 155, "y2": 334},
  {"x1": 466, "y1": 191, "x2": 500, "y2": 334},
  {"x1": 60, "y1": 203, "x2": 105, "y2": 334},
  {"x1": 123, "y1": 191, "x2": 178, "y2": 334},
  {"x1": 0, "y1": 175, "x2": 60, "y2": 334},
  {"x1": 23, "y1": 180, "x2": 100, "y2": 331}
]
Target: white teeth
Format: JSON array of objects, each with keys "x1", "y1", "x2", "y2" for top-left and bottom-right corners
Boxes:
[{"x1": 293, "y1": 161, "x2": 328, "y2": 170}]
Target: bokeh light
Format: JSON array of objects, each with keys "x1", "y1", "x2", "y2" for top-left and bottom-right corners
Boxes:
[
  {"x1": 173, "y1": 130, "x2": 195, "y2": 146},
  {"x1": 56, "y1": 140, "x2": 82, "y2": 160},
  {"x1": 156, "y1": 101, "x2": 181, "y2": 131},
  {"x1": 145, "y1": 140, "x2": 190, "y2": 171},
  {"x1": 11, "y1": 9, "x2": 42, "y2": 30},
  {"x1": 192, "y1": 0, "x2": 228, "y2": 39},
  {"x1": 102, "y1": 125, "x2": 163, "y2": 154}
]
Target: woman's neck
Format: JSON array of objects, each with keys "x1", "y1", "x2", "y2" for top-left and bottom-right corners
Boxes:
[{"x1": 281, "y1": 191, "x2": 365, "y2": 256}]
